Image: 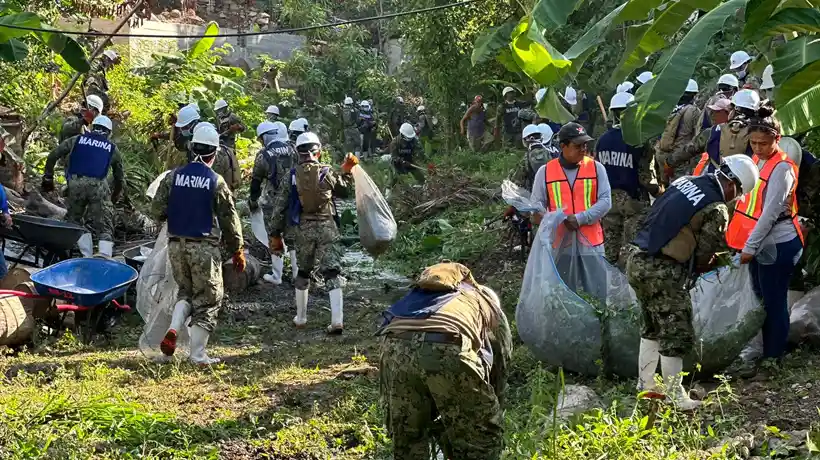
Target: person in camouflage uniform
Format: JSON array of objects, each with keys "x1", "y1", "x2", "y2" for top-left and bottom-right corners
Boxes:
[
  {"x1": 695, "y1": 74, "x2": 738, "y2": 134},
  {"x1": 60, "y1": 95, "x2": 104, "y2": 144},
  {"x1": 42, "y1": 115, "x2": 123, "y2": 257},
  {"x1": 194, "y1": 122, "x2": 241, "y2": 194},
  {"x1": 387, "y1": 123, "x2": 425, "y2": 195},
  {"x1": 729, "y1": 50, "x2": 761, "y2": 90},
  {"x1": 389, "y1": 96, "x2": 409, "y2": 137},
  {"x1": 415, "y1": 106, "x2": 435, "y2": 156},
  {"x1": 378, "y1": 262, "x2": 512, "y2": 460},
  {"x1": 270, "y1": 132, "x2": 356, "y2": 334},
  {"x1": 656, "y1": 80, "x2": 702, "y2": 184},
  {"x1": 214, "y1": 99, "x2": 246, "y2": 151},
  {"x1": 340, "y1": 97, "x2": 360, "y2": 155},
  {"x1": 82, "y1": 50, "x2": 119, "y2": 114},
  {"x1": 151, "y1": 123, "x2": 245, "y2": 366},
  {"x1": 249, "y1": 121, "x2": 299, "y2": 284},
  {"x1": 509, "y1": 124, "x2": 557, "y2": 191},
  {"x1": 626, "y1": 155, "x2": 759, "y2": 410}
]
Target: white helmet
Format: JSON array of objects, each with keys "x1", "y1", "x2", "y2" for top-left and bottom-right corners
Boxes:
[
  {"x1": 779, "y1": 137, "x2": 802, "y2": 167},
  {"x1": 256, "y1": 121, "x2": 276, "y2": 137},
  {"x1": 636, "y1": 71, "x2": 654, "y2": 84},
  {"x1": 730, "y1": 50, "x2": 752, "y2": 70},
  {"x1": 85, "y1": 95, "x2": 104, "y2": 112},
  {"x1": 102, "y1": 49, "x2": 119, "y2": 61},
  {"x1": 522, "y1": 124, "x2": 541, "y2": 139},
  {"x1": 685, "y1": 79, "x2": 699, "y2": 93},
  {"x1": 214, "y1": 99, "x2": 228, "y2": 111},
  {"x1": 344, "y1": 97, "x2": 353, "y2": 105},
  {"x1": 761, "y1": 64, "x2": 775, "y2": 90},
  {"x1": 265, "y1": 105, "x2": 280, "y2": 115},
  {"x1": 722, "y1": 154, "x2": 760, "y2": 196},
  {"x1": 296, "y1": 117, "x2": 309, "y2": 131},
  {"x1": 273, "y1": 121, "x2": 289, "y2": 141},
  {"x1": 193, "y1": 121, "x2": 216, "y2": 133},
  {"x1": 360, "y1": 100, "x2": 371, "y2": 109},
  {"x1": 295, "y1": 132, "x2": 321, "y2": 151},
  {"x1": 288, "y1": 119, "x2": 303, "y2": 133},
  {"x1": 562, "y1": 86, "x2": 578, "y2": 105},
  {"x1": 610, "y1": 92, "x2": 635, "y2": 109},
  {"x1": 502, "y1": 86, "x2": 516, "y2": 97},
  {"x1": 175, "y1": 104, "x2": 201, "y2": 127},
  {"x1": 417, "y1": 105, "x2": 425, "y2": 112},
  {"x1": 717, "y1": 74, "x2": 740, "y2": 88},
  {"x1": 616, "y1": 81, "x2": 635, "y2": 93},
  {"x1": 396, "y1": 96, "x2": 404, "y2": 104},
  {"x1": 731, "y1": 89, "x2": 761, "y2": 111},
  {"x1": 91, "y1": 115, "x2": 112, "y2": 131},
  {"x1": 535, "y1": 88, "x2": 547, "y2": 104},
  {"x1": 191, "y1": 123, "x2": 220, "y2": 148},
  {"x1": 537, "y1": 123, "x2": 554, "y2": 142},
  {"x1": 399, "y1": 123, "x2": 416, "y2": 139}
]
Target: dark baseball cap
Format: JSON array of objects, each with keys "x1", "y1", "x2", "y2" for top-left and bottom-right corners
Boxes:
[{"x1": 558, "y1": 122, "x2": 594, "y2": 144}]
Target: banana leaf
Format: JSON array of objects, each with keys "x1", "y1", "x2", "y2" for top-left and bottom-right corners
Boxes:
[
  {"x1": 532, "y1": 0, "x2": 586, "y2": 28},
  {"x1": 776, "y1": 60, "x2": 820, "y2": 104},
  {"x1": 536, "y1": 87, "x2": 574, "y2": 124},
  {"x1": 618, "y1": 0, "x2": 664, "y2": 22},
  {"x1": 509, "y1": 17, "x2": 572, "y2": 87},
  {"x1": 471, "y1": 22, "x2": 516, "y2": 66},
  {"x1": 771, "y1": 37, "x2": 820, "y2": 86},
  {"x1": 188, "y1": 22, "x2": 219, "y2": 59},
  {"x1": 0, "y1": 38, "x2": 27, "y2": 61},
  {"x1": 756, "y1": 7, "x2": 820, "y2": 36},
  {"x1": 37, "y1": 27, "x2": 90, "y2": 73},
  {"x1": 0, "y1": 12, "x2": 40, "y2": 42},
  {"x1": 743, "y1": 0, "x2": 781, "y2": 39}
]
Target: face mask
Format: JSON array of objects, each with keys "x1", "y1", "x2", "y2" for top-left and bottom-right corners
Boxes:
[{"x1": 736, "y1": 70, "x2": 747, "y2": 79}]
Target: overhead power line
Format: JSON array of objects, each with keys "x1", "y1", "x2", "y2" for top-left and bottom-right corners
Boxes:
[{"x1": 0, "y1": 0, "x2": 481, "y2": 39}]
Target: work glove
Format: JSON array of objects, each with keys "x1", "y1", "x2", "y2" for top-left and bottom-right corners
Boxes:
[
  {"x1": 342, "y1": 153, "x2": 359, "y2": 174},
  {"x1": 232, "y1": 250, "x2": 246, "y2": 272},
  {"x1": 248, "y1": 199, "x2": 259, "y2": 212},
  {"x1": 663, "y1": 162, "x2": 674, "y2": 180},
  {"x1": 41, "y1": 176, "x2": 55, "y2": 193},
  {"x1": 269, "y1": 236, "x2": 285, "y2": 254},
  {"x1": 503, "y1": 206, "x2": 516, "y2": 218},
  {"x1": 229, "y1": 124, "x2": 243, "y2": 133},
  {"x1": 150, "y1": 132, "x2": 163, "y2": 140}
]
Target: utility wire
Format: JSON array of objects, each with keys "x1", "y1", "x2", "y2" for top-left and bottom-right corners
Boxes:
[{"x1": 0, "y1": 0, "x2": 481, "y2": 38}]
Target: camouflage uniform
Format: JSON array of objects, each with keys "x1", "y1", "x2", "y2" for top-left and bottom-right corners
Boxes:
[
  {"x1": 379, "y1": 263, "x2": 513, "y2": 460},
  {"x1": 150, "y1": 169, "x2": 243, "y2": 332},
  {"x1": 216, "y1": 112, "x2": 246, "y2": 151},
  {"x1": 667, "y1": 122, "x2": 751, "y2": 175},
  {"x1": 341, "y1": 107, "x2": 360, "y2": 154},
  {"x1": 211, "y1": 143, "x2": 241, "y2": 194},
  {"x1": 60, "y1": 114, "x2": 88, "y2": 144},
  {"x1": 82, "y1": 61, "x2": 110, "y2": 113},
  {"x1": 249, "y1": 145, "x2": 298, "y2": 247},
  {"x1": 44, "y1": 135, "x2": 124, "y2": 241},
  {"x1": 270, "y1": 160, "x2": 353, "y2": 291},
  {"x1": 656, "y1": 104, "x2": 701, "y2": 183},
  {"x1": 389, "y1": 137, "x2": 425, "y2": 187},
  {"x1": 509, "y1": 145, "x2": 550, "y2": 191},
  {"x1": 626, "y1": 202, "x2": 729, "y2": 356}
]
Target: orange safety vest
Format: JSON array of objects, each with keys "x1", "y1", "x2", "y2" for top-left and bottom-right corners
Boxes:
[
  {"x1": 693, "y1": 152, "x2": 710, "y2": 176},
  {"x1": 545, "y1": 157, "x2": 604, "y2": 247},
  {"x1": 725, "y1": 151, "x2": 804, "y2": 251}
]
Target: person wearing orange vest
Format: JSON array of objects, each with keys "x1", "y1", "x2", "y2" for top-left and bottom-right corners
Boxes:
[{"x1": 726, "y1": 106, "x2": 805, "y2": 366}]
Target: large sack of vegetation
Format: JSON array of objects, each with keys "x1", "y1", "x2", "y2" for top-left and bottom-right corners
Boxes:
[
  {"x1": 516, "y1": 210, "x2": 763, "y2": 377},
  {"x1": 352, "y1": 165, "x2": 396, "y2": 256}
]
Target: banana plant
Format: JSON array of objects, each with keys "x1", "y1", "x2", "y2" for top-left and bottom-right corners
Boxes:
[{"x1": 0, "y1": 12, "x2": 90, "y2": 72}]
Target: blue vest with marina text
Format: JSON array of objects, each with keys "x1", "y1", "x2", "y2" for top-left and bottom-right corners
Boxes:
[
  {"x1": 264, "y1": 140, "x2": 293, "y2": 188},
  {"x1": 67, "y1": 132, "x2": 114, "y2": 179},
  {"x1": 633, "y1": 175, "x2": 724, "y2": 255},
  {"x1": 596, "y1": 127, "x2": 642, "y2": 199},
  {"x1": 167, "y1": 162, "x2": 217, "y2": 238}
]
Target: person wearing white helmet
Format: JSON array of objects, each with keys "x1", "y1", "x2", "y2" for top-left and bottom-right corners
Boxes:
[
  {"x1": 508, "y1": 124, "x2": 550, "y2": 191},
  {"x1": 460, "y1": 95, "x2": 486, "y2": 152},
  {"x1": 726, "y1": 105, "x2": 804, "y2": 370},
  {"x1": 536, "y1": 123, "x2": 560, "y2": 158},
  {"x1": 269, "y1": 132, "x2": 358, "y2": 334},
  {"x1": 60, "y1": 94, "x2": 105, "y2": 143},
  {"x1": 43, "y1": 115, "x2": 124, "y2": 258},
  {"x1": 249, "y1": 121, "x2": 298, "y2": 284},
  {"x1": 495, "y1": 86, "x2": 523, "y2": 149},
  {"x1": 150, "y1": 123, "x2": 245, "y2": 366},
  {"x1": 265, "y1": 105, "x2": 281, "y2": 122},
  {"x1": 415, "y1": 105, "x2": 435, "y2": 156},
  {"x1": 596, "y1": 92, "x2": 661, "y2": 266},
  {"x1": 628, "y1": 153, "x2": 758, "y2": 410},
  {"x1": 729, "y1": 50, "x2": 759, "y2": 88},
  {"x1": 696, "y1": 74, "x2": 740, "y2": 133},
  {"x1": 357, "y1": 100, "x2": 377, "y2": 158},
  {"x1": 616, "y1": 81, "x2": 635, "y2": 94},
  {"x1": 635, "y1": 71, "x2": 654, "y2": 88},
  {"x1": 82, "y1": 50, "x2": 120, "y2": 114},
  {"x1": 340, "y1": 98, "x2": 360, "y2": 155},
  {"x1": 288, "y1": 117, "x2": 310, "y2": 144},
  {"x1": 672, "y1": 89, "x2": 761, "y2": 176},
  {"x1": 214, "y1": 99, "x2": 246, "y2": 150},
  {"x1": 172, "y1": 104, "x2": 202, "y2": 155},
  {"x1": 760, "y1": 64, "x2": 775, "y2": 99},
  {"x1": 657, "y1": 79, "x2": 702, "y2": 184},
  {"x1": 389, "y1": 96, "x2": 409, "y2": 138},
  {"x1": 387, "y1": 123, "x2": 425, "y2": 196}
]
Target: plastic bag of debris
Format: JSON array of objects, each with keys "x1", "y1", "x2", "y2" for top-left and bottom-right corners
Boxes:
[
  {"x1": 352, "y1": 165, "x2": 396, "y2": 256},
  {"x1": 501, "y1": 180, "x2": 545, "y2": 213},
  {"x1": 517, "y1": 211, "x2": 764, "y2": 377},
  {"x1": 137, "y1": 224, "x2": 189, "y2": 361}
]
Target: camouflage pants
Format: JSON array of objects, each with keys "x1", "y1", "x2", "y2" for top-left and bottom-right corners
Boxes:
[
  {"x1": 294, "y1": 219, "x2": 344, "y2": 291},
  {"x1": 343, "y1": 128, "x2": 360, "y2": 155},
  {"x1": 379, "y1": 336, "x2": 503, "y2": 460},
  {"x1": 626, "y1": 250, "x2": 694, "y2": 357},
  {"x1": 169, "y1": 239, "x2": 224, "y2": 332},
  {"x1": 261, "y1": 204, "x2": 296, "y2": 248},
  {"x1": 602, "y1": 194, "x2": 648, "y2": 268},
  {"x1": 65, "y1": 176, "x2": 114, "y2": 241}
]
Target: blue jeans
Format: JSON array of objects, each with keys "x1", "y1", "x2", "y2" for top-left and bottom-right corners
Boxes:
[
  {"x1": 0, "y1": 249, "x2": 7, "y2": 280},
  {"x1": 749, "y1": 236, "x2": 803, "y2": 359}
]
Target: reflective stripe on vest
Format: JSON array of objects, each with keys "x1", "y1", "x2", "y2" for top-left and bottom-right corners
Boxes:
[
  {"x1": 725, "y1": 151, "x2": 804, "y2": 250},
  {"x1": 545, "y1": 157, "x2": 603, "y2": 247}
]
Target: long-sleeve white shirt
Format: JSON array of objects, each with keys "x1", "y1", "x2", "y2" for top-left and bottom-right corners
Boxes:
[
  {"x1": 743, "y1": 161, "x2": 799, "y2": 257},
  {"x1": 531, "y1": 160, "x2": 612, "y2": 226}
]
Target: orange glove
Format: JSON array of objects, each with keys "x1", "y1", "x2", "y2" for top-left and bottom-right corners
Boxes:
[
  {"x1": 269, "y1": 236, "x2": 285, "y2": 254},
  {"x1": 342, "y1": 153, "x2": 359, "y2": 173},
  {"x1": 503, "y1": 206, "x2": 516, "y2": 218},
  {"x1": 427, "y1": 163, "x2": 436, "y2": 173},
  {"x1": 663, "y1": 162, "x2": 674, "y2": 180},
  {"x1": 232, "y1": 250, "x2": 246, "y2": 272}
]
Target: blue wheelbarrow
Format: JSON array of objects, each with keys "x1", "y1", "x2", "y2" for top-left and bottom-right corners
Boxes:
[{"x1": 0, "y1": 258, "x2": 138, "y2": 342}]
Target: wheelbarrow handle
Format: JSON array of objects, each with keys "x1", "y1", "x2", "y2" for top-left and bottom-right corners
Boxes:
[{"x1": 0, "y1": 289, "x2": 49, "y2": 299}]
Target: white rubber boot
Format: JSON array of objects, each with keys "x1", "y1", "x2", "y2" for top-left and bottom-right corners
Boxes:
[
  {"x1": 327, "y1": 288, "x2": 344, "y2": 335},
  {"x1": 660, "y1": 356, "x2": 702, "y2": 410},
  {"x1": 77, "y1": 233, "x2": 93, "y2": 257},
  {"x1": 98, "y1": 240, "x2": 114, "y2": 257},
  {"x1": 637, "y1": 339, "x2": 661, "y2": 391},
  {"x1": 161, "y1": 300, "x2": 191, "y2": 357},
  {"x1": 289, "y1": 249, "x2": 298, "y2": 279},
  {"x1": 294, "y1": 289, "x2": 308, "y2": 328},
  {"x1": 263, "y1": 254, "x2": 284, "y2": 285},
  {"x1": 188, "y1": 324, "x2": 220, "y2": 366}
]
